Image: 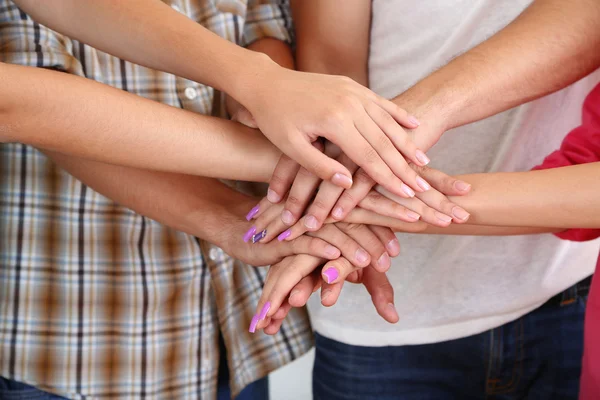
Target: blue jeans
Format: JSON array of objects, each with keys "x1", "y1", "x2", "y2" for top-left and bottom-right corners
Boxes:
[{"x1": 313, "y1": 278, "x2": 590, "y2": 400}]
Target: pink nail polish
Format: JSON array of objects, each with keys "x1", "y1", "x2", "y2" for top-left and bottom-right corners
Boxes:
[
  {"x1": 331, "y1": 173, "x2": 353, "y2": 188},
  {"x1": 278, "y1": 229, "x2": 292, "y2": 241},
  {"x1": 243, "y1": 226, "x2": 257, "y2": 243},
  {"x1": 322, "y1": 268, "x2": 339, "y2": 284},
  {"x1": 258, "y1": 301, "x2": 271, "y2": 320},
  {"x1": 402, "y1": 184, "x2": 415, "y2": 198},
  {"x1": 416, "y1": 177, "x2": 431, "y2": 191},
  {"x1": 452, "y1": 206, "x2": 470, "y2": 221},
  {"x1": 267, "y1": 189, "x2": 281, "y2": 203},
  {"x1": 245, "y1": 204, "x2": 260, "y2": 221},
  {"x1": 415, "y1": 150, "x2": 430, "y2": 165},
  {"x1": 248, "y1": 315, "x2": 259, "y2": 333},
  {"x1": 281, "y1": 210, "x2": 294, "y2": 225}
]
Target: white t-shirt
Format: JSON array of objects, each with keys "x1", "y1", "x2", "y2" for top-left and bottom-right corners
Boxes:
[{"x1": 308, "y1": 0, "x2": 600, "y2": 346}]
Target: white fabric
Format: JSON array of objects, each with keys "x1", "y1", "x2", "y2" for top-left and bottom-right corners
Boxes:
[{"x1": 308, "y1": 0, "x2": 600, "y2": 346}]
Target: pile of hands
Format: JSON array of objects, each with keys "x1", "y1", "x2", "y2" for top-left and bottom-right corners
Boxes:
[{"x1": 224, "y1": 72, "x2": 473, "y2": 335}]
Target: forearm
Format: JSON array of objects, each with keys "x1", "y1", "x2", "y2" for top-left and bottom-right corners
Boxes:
[
  {"x1": 396, "y1": 0, "x2": 600, "y2": 131},
  {"x1": 12, "y1": 0, "x2": 271, "y2": 96},
  {"x1": 0, "y1": 62, "x2": 279, "y2": 182},
  {"x1": 291, "y1": 0, "x2": 370, "y2": 85},
  {"x1": 46, "y1": 151, "x2": 253, "y2": 249}
]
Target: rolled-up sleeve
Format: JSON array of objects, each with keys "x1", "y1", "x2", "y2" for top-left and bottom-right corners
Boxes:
[{"x1": 241, "y1": 0, "x2": 292, "y2": 47}]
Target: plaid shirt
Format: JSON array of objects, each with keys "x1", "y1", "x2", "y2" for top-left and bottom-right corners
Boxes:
[{"x1": 0, "y1": 1, "x2": 312, "y2": 399}]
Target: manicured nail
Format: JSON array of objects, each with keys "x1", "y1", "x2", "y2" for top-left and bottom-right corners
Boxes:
[
  {"x1": 386, "y1": 238, "x2": 400, "y2": 255},
  {"x1": 408, "y1": 115, "x2": 420, "y2": 126},
  {"x1": 402, "y1": 184, "x2": 415, "y2": 198},
  {"x1": 252, "y1": 229, "x2": 267, "y2": 243},
  {"x1": 406, "y1": 210, "x2": 420, "y2": 221},
  {"x1": 245, "y1": 204, "x2": 260, "y2": 221},
  {"x1": 435, "y1": 212, "x2": 452, "y2": 223},
  {"x1": 304, "y1": 215, "x2": 318, "y2": 230},
  {"x1": 332, "y1": 207, "x2": 343, "y2": 219},
  {"x1": 243, "y1": 226, "x2": 257, "y2": 243},
  {"x1": 281, "y1": 210, "x2": 294, "y2": 225},
  {"x1": 331, "y1": 173, "x2": 353, "y2": 188},
  {"x1": 324, "y1": 245, "x2": 340, "y2": 259},
  {"x1": 387, "y1": 303, "x2": 399, "y2": 321},
  {"x1": 416, "y1": 177, "x2": 431, "y2": 191},
  {"x1": 267, "y1": 189, "x2": 281, "y2": 203},
  {"x1": 452, "y1": 206, "x2": 470, "y2": 221},
  {"x1": 355, "y1": 248, "x2": 369, "y2": 264},
  {"x1": 278, "y1": 229, "x2": 292, "y2": 241},
  {"x1": 248, "y1": 314, "x2": 259, "y2": 333},
  {"x1": 322, "y1": 268, "x2": 339, "y2": 284},
  {"x1": 378, "y1": 253, "x2": 390, "y2": 269},
  {"x1": 455, "y1": 180, "x2": 471, "y2": 192},
  {"x1": 258, "y1": 302, "x2": 271, "y2": 320},
  {"x1": 415, "y1": 150, "x2": 430, "y2": 165}
]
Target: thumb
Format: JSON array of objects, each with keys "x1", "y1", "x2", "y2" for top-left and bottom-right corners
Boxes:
[
  {"x1": 232, "y1": 107, "x2": 258, "y2": 128},
  {"x1": 362, "y1": 267, "x2": 399, "y2": 323}
]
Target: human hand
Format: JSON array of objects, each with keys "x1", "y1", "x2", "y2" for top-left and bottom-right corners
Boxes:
[{"x1": 238, "y1": 63, "x2": 432, "y2": 198}]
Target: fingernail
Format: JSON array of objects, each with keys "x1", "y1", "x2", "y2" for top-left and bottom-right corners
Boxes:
[
  {"x1": 332, "y1": 173, "x2": 353, "y2": 188},
  {"x1": 406, "y1": 210, "x2": 420, "y2": 221},
  {"x1": 387, "y1": 303, "x2": 399, "y2": 321},
  {"x1": 416, "y1": 177, "x2": 431, "y2": 191},
  {"x1": 435, "y1": 212, "x2": 452, "y2": 223},
  {"x1": 324, "y1": 245, "x2": 340, "y2": 259},
  {"x1": 322, "y1": 268, "x2": 339, "y2": 284},
  {"x1": 455, "y1": 180, "x2": 471, "y2": 192},
  {"x1": 304, "y1": 215, "x2": 318, "y2": 230},
  {"x1": 249, "y1": 314, "x2": 259, "y2": 333},
  {"x1": 386, "y1": 238, "x2": 400, "y2": 254},
  {"x1": 402, "y1": 184, "x2": 415, "y2": 198},
  {"x1": 378, "y1": 253, "x2": 390, "y2": 269},
  {"x1": 267, "y1": 189, "x2": 281, "y2": 203},
  {"x1": 289, "y1": 290, "x2": 301, "y2": 300},
  {"x1": 408, "y1": 116, "x2": 420, "y2": 126},
  {"x1": 332, "y1": 207, "x2": 343, "y2": 219},
  {"x1": 452, "y1": 206, "x2": 470, "y2": 221},
  {"x1": 251, "y1": 229, "x2": 267, "y2": 243},
  {"x1": 355, "y1": 248, "x2": 369, "y2": 264},
  {"x1": 278, "y1": 229, "x2": 292, "y2": 241},
  {"x1": 243, "y1": 226, "x2": 257, "y2": 242},
  {"x1": 281, "y1": 210, "x2": 294, "y2": 225},
  {"x1": 321, "y1": 290, "x2": 332, "y2": 301},
  {"x1": 415, "y1": 150, "x2": 429, "y2": 165},
  {"x1": 258, "y1": 301, "x2": 271, "y2": 320},
  {"x1": 245, "y1": 204, "x2": 260, "y2": 221}
]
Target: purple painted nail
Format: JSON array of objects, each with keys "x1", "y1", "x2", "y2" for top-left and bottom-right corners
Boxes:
[
  {"x1": 278, "y1": 229, "x2": 292, "y2": 241},
  {"x1": 245, "y1": 204, "x2": 260, "y2": 221},
  {"x1": 248, "y1": 315, "x2": 259, "y2": 333},
  {"x1": 322, "y1": 268, "x2": 339, "y2": 284},
  {"x1": 252, "y1": 229, "x2": 267, "y2": 243},
  {"x1": 259, "y1": 302, "x2": 271, "y2": 320},
  {"x1": 243, "y1": 226, "x2": 257, "y2": 243}
]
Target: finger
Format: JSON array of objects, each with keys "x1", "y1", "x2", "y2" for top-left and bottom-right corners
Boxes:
[
  {"x1": 336, "y1": 222, "x2": 389, "y2": 272},
  {"x1": 369, "y1": 225, "x2": 400, "y2": 259},
  {"x1": 410, "y1": 163, "x2": 471, "y2": 196},
  {"x1": 285, "y1": 135, "x2": 353, "y2": 190},
  {"x1": 244, "y1": 196, "x2": 273, "y2": 222},
  {"x1": 361, "y1": 267, "x2": 399, "y2": 323},
  {"x1": 283, "y1": 235, "x2": 341, "y2": 260},
  {"x1": 281, "y1": 168, "x2": 321, "y2": 227},
  {"x1": 288, "y1": 272, "x2": 320, "y2": 307},
  {"x1": 264, "y1": 317, "x2": 286, "y2": 335},
  {"x1": 354, "y1": 108, "x2": 430, "y2": 194},
  {"x1": 320, "y1": 257, "x2": 360, "y2": 286},
  {"x1": 248, "y1": 201, "x2": 285, "y2": 243},
  {"x1": 414, "y1": 186, "x2": 471, "y2": 223},
  {"x1": 320, "y1": 278, "x2": 344, "y2": 307},
  {"x1": 300, "y1": 152, "x2": 359, "y2": 231},
  {"x1": 344, "y1": 208, "x2": 428, "y2": 233},
  {"x1": 267, "y1": 154, "x2": 301, "y2": 204},
  {"x1": 231, "y1": 107, "x2": 258, "y2": 128},
  {"x1": 372, "y1": 92, "x2": 421, "y2": 130},
  {"x1": 364, "y1": 101, "x2": 429, "y2": 167},
  {"x1": 358, "y1": 190, "x2": 421, "y2": 223},
  {"x1": 309, "y1": 224, "x2": 371, "y2": 268},
  {"x1": 331, "y1": 168, "x2": 376, "y2": 221}
]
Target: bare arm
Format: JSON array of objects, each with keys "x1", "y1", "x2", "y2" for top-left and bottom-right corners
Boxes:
[
  {"x1": 0, "y1": 62, "x2": 279, "y2": 182},
  {"x1": 396, "y1": 0, "x2": 600, "y2": 148}
]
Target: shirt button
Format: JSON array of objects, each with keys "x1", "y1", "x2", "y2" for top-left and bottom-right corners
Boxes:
[
  {"x1": 171, "y1": 4, "x2": 181, "y2": 12},
  {"x1": 184, "y1": 87, "x2": 198, "y2": 100},
  {"x1": 209, "y1": 248, "x2": 222, "y2": 261}
]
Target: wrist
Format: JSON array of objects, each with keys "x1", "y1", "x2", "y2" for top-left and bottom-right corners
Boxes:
[{"x1": 223, "y1": 51, "x2": 280, "y2": 107}]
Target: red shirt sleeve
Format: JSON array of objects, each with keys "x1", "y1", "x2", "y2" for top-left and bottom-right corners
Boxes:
[{"x1": 532, "y1": 83, "x2": 600, "y2": 242}]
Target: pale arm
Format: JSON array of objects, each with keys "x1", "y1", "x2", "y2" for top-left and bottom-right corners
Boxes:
[{"x1": 0, "y1": 62, "x2": 279, "y2": 182}]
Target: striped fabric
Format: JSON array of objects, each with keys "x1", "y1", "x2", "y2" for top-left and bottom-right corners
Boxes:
[{"x1": 0, "y1": 1, "x2": 312, "y2": 399}]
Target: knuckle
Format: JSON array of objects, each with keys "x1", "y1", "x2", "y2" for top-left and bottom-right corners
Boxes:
[
  {"x1": 354, "y1": 168, "x2": 375, "y2": 186},
  {"x1": 362, "y1": 146, "x2": 380, "y2": 165}
]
